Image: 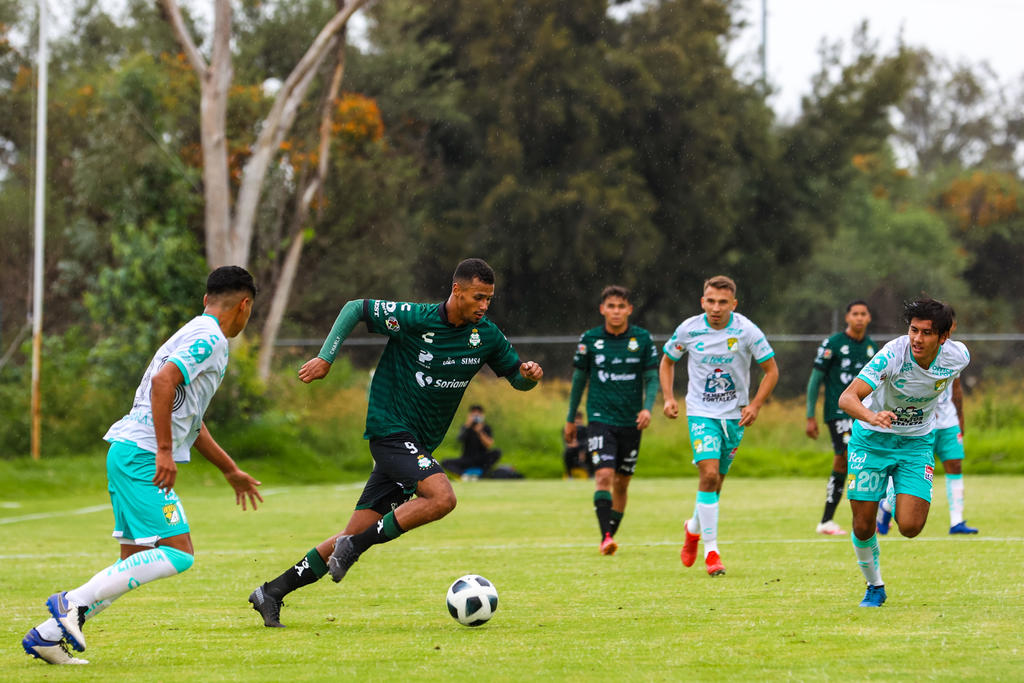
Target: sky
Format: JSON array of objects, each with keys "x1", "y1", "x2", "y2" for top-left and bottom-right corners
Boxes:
[{"x1": 730, "y1": 0, "x2": 1024, "y2": 119}]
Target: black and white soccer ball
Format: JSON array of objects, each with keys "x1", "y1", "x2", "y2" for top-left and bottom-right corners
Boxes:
[{"x1": 445, "y1": 574, "x2": 498, "y2": 627}]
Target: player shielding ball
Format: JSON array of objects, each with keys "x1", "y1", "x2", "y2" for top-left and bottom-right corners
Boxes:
[
  {"x1": 248, "y1": 258, "x2": 543, "y2": 627},
  {"x1": 839, "y1": 298, "x2": 969, "y2": 607}
]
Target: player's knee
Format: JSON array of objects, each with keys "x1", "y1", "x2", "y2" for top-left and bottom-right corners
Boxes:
[
  {"x1": 433, "y1": 490, "x2": 457, "y2": 518},
  {"x1": 160, "y1": 546, "x2": 195, "y2": 574},
  {"x1": 898, "y1": 521, "x2": 924, "y2": 538}
]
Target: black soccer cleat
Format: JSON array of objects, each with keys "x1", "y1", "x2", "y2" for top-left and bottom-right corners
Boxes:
[
  {"x1": 248, "y1": 584, "x2": 285, "y2": 627},
  {"x1": 327, "y1": 535, "x2": 360, "y2": 583}
]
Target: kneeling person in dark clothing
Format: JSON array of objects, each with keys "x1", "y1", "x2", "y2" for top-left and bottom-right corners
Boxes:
[{"x1": 443, "y1": 405, "x2": 502, "y2": 479}]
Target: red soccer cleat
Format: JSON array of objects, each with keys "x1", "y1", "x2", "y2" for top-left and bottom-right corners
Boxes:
[
  {"x1": 680, "y1": 524, "x2": 700, "y2": 567},
  {"x1": 599, "y1": 533, "x2": 618, "y2": 556},
  {"x1": 705, "y1": 550, "x2": 725, "y2": 576}
]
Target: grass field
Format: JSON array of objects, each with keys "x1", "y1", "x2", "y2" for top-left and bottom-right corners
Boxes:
[{"x1": 3, "y1": 476, "x2": 1023, "y2": 680}]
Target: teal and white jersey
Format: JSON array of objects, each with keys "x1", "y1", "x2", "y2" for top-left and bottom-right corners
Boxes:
[
  {"x1": 857, "y1": 336, "x2": 969, "y2": 438},
  {"x1": 662, "y1": 312, "x2": 775, "y2": 420},
  {"x1": 104, "y1": 315, "x2": 229, "y2": 463},
  {"x1": 933, "y1": 382, "x2": 959, "y2": 430}
]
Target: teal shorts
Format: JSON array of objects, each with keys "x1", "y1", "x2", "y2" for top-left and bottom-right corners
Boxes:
[
  {"x1": 933, "y1": 425, "x2": 964, "y2": 463},
  {"x1": 846, "y1": 423, "x2": 936, "y2": 503},
  {"x1": 106, "y1": 441, "x2": 190, "y2": 545},
  {"x1": 687, "y1": 417, "x2": 745, "y2": 475}
]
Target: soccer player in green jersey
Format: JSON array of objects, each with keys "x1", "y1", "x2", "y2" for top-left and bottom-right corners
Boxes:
[
  {"x1": 564, "y1": 286, "x2": 659, "y2": 555},
  {"x1": 248, "y1": 258, "x2": 543, "y2": 627},
  {"x1": 805, "y1": 300, "x2": 876, "y2": 536}
]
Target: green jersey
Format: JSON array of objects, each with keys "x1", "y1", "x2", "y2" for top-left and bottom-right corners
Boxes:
[
  {"x1": 360, "y1": 299, "x2": 521, "y2": 450},
  {"x1": 812, "y1": 331, "x2": 877, "y2": 421},
  {"x1": 572, "y1": 325, "x2": 659, "y2": 427}
]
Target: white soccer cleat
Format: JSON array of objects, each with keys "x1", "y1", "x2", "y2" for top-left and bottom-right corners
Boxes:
[
  {"x1": 816, "y1": 520, "x2": 845, "y2": 536},
  {"x1": 22, "y1": 628, "x2": 89, "y2": 665}
]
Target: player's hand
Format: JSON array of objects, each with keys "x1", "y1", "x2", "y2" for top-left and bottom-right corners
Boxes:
[
  {"x1": 636, "y1": 409, "x2": 652, "y2": 430},
  {"x1": 805, "y1": 417, "x2": 819, "y2": 439},
  {"x1": 153, "y1": 448, "x2": 177, "y2": 492},
  {"x1": 663, "y1": 398, "x2": 679, "y2": 419},
  {"x1": 520, "y1": 361, "x2": 543, "y2": 381},
  {"x1": 739, "y1": 403, "x2": 761, "y2": 427},
  {"x1": 298, "y1": 357, "x2": 331, "y2": 383},
  {"x1": 564, "y1": 421, "x2": 577, "y2": 444},
  {"x1": 869, "y1": 410, "x2": 895, "y2": 429},
  {"x1": 224, "y1": 468, "x2": 263, "y2": 511}
]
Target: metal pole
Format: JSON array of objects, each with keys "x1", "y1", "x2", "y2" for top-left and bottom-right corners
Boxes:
[
  {"x1": 31, "y1": 0, "x2": 48, "y2": 460},
  {"x1": 760, "y1": 0, "x2": 767, "y2": 91}
]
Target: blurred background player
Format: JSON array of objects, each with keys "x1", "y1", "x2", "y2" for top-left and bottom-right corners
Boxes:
[
  {"x1": 562, "y1": 411, "x2": 590, "y2": 479},
  {"x1": 565, "y1": 285, "x2": 659, "y2": 555},
  {"x1": 442, "y1": 404, "x2": 502, "y2": 480},
  {"x1": 660, "y1": 275, "x2": 779, "y2": 576},
  {"x1": 839, "y1": 298, "x2": 969, "y2": 607},
  {"x1": 805, "y1": 300, "x2": 876, "y2": 536}
]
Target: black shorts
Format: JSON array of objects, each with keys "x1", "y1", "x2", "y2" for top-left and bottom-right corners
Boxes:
[
  {"x1": 587, "y1": 422, "x2": 642, "y2": 476},
  {"x1": 354, "y1": 433, "x2": 445, "y2": 515},
  {"x1": 827, "y1": 418, "x2": 853, "y2": 456}
]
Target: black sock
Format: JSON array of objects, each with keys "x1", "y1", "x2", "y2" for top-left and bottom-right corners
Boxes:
[
  {"x1": 822, "y1": 470, "x2": 846, "y2": 523},
  {"x1": 609, "y1": 509, "x2": 623, "y2": 537},
  {"x1": 594, "y1": 491, "x2": 612, "y2": 538},
  {"x1": 350, "y1": 511, "x2": 405, "y2": 555},
  {"x1": 265, "y1": 547, "x2": 328, "y2": 600}
]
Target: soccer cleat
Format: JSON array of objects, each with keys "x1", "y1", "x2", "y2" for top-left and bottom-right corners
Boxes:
[
  {"x1": 46, "y1": 592, "x2": 86, "y2": 652},
  {"x1": 327, "y1": 535, "x2": 360, "y2": 583},
  {"x1": 876, "y1": 504, "x2": 892, "y2": 536},
  {"x1": 248, "y1": 584, "x2": 285, "y2": 627},
  {"x1": 949, "y1": 521, "x2": 979, "y2": 535},
  {"x1": 680, "y1": 525, "x2": 700, "y2": 567},
  {"x1": 599, "y1": 533, "x2": 618, "y2": 556},
  {"x1": 705, "y1": 550, "x2": 725, "y2": 576},
  {"x1": 859, "y1": 584, "x2": 887, "y2": 607},
  {"x1": 816, "y1": 520, "x2": 845, "y2": 536},
  {"x1": 22, "y1": 628, "x2": 89, "y2": 665}
]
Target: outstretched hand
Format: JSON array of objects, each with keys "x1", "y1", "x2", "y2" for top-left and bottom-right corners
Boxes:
[
  {"x1": 298, "y1": 357, "x2": 331, "y2": 383},
  {"x1": 225, "y1": 469, "x2": 263, "y2": 511}
]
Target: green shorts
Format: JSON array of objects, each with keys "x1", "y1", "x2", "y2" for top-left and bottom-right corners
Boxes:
[
  {"x1": 933, "y1": 425, "x2": 964, "y2": 463},
  {"x1": 845, "y1": 423, "x2": 936, "y2": 503},
  {"x1": 687, "y1": 417, "x2": 745, "y2": 475},
  {"x1": 106, "y1": 440, "x2": 190, "y2": 545}
]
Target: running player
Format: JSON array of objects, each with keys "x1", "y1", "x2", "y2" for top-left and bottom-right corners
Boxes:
[
  {"x1": 659, "y1": 275, "x2": 779, "y2": 576},
  {"x1": 839, "y1": 298, "x2": 969, "y2": 607},
  {"x1": 22, "y1": 267, "x2": 263, "y2": 665},
  {"x1": 564, "y1": 286, "x2": 659, "y2": 555},
  {"x1": 805, "y1": 300, "x2": 876, "y2": 535},
  {"x1": 248, "y1": 258, "x2": 543, "y2": 627}
]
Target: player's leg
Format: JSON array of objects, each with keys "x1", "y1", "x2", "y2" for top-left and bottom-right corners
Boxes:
[
  {"x1": 588, "y1": 423, "x2": 618, "y2": 553},
  {"x1": 936, "y1": 426, "x2": 977, "y2": 534},
  {"x1": 608, "y1": 427, "x2": 641, "y2": 541},
  {"x1": 818, "y1": 420, "x2": 850, "y2": 535},
  {"x1": 890, "y1": 446, "x2": 934, "y2": 539},
  {"x1": 846, "y1": 431, "x2": 888, "y2": 606}
]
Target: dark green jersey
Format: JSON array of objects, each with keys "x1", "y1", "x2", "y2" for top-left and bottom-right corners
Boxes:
[
  {"x1": 812, "y1": 331, "x2": 877, "y2": 421},
  {"x1": 361, "y1": 299, "x2": 521, "y2": 450},
  {"x1": 572, "y1": 325, "x2": 658, "y2": 427}
]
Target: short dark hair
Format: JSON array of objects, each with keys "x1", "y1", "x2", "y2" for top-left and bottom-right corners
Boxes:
[
  {"x1": 453, "y1": 258, "x2": 495, "y2": 285},
  {"x1": 846, "y1": 300, "x2": 870, "y2": 313},
  {"x1": 703, "y1": 275, "x2": 736, "y2": 295},
  {"x1": 206, "y1": 266, "x2": 256, "y2": 298},
  {"x1": 903, "y1": 298, "x2": 954, "y2": 336},
  {"x1": 600, "y1": 285, "x2": 631, "y2": 303},
  {"x1": 469, "y1": 404, "x2": 484, "y2": 413}
]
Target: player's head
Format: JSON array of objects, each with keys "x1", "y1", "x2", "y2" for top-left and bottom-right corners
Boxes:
[
  {"x1": 903, "y1": 298, "x2": 954, "y2": 365},
  {"x1": 845, "y1": 299, "x2": 871, "y2": 333},
  {"x1": 204, "y1": 266, "x2": 256, "y2": 337},
  {"x1": 701, "y1": 275, "x2": 737, "y2": 330},
  {"x1": 450, "y1": 258, "x2": 495, "y2": 326},
  {"x1": 599, "y1": 285, "x2": 633, "y2": 330}
]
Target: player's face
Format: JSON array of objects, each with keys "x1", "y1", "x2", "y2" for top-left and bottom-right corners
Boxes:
[
  {"x1": 907, "y1": 317, "x2": 949, "y2": 366},
  {"x1": 452, "y1": 277, "x2": 494, "y2": 326},
  {"x1": 599, "y1": 296, "x2": 632, "y2": 332},
  {"x1": 846, "y1": 304, "x2": 871, "y2": 334},
  {"x1": 701, "y1": 287, "x2": 737, "y2": 330}
]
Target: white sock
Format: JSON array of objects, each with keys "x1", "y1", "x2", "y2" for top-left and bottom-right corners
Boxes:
[
  {"x1": 686, "y1": 511, "x2": 699, "y2": 535},
  {"x1": 946, "y1": 474, "x2": 965, "y2": 526},
  {"x1": 65, "y1": 546, "x2": 194, "y2": 610},
  {"x1": 696, "y1": 498, "x2": 719, "y2": 556},
  {"x1": 36, "y1": 598, "x2": 116, "y2": 641},
  {"x1": 851, "y1": 533, "x2": 883, "y2": 586}
]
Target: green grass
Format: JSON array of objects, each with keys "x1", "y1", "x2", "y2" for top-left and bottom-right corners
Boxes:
[{"x1": 3, "y1": 476, "x2": 1022, "y2": 680}]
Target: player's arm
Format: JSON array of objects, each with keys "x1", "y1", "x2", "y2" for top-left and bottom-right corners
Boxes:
[
  {"x1": 659, "y1": 355, "x2": 679, "y2": 419},
  {"x1": 952, "y1": 377, "x2": 965, "y2": 434},
  {"x1": 299, "y1": 299, "x2": 365, "y2": 383},
  {"x1": 150, "y1": 361, "x2": 184, "y2": 492},
  {"x1": 739, "y1": 357, "x2": 779, "y2": 427},
  {"x1": 564, "y1": 368, "x2": 588, "y2": 442},
  {"x1": 805, "y1": 368, "x2": 825, "y2": 439},
  {"x1": 193, "y1": 422, "x2": 264, "y2": 510},
  {"x1": 838, "y1": 378, "x2": 893, "y2": 429},
  {"x1": 636, "y1": 368, "x2": 658, "y2": 430}
]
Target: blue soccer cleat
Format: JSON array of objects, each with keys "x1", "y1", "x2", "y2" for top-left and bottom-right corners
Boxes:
[
  {"x1": 46, "y1": 592, "x2": 87, "y2": 652},
  {"x1": 876, "y1": 504, "x2": 892, "y2": 536},
  {"x1": 949, "y1": 521, "x2": 979, "y2": 535},
  {"x1": 859, "y1": 584, "x2": 887, "y2": 607},
  {"x1": 22, "y1": 628, "x2": 88, "y2": 665}
]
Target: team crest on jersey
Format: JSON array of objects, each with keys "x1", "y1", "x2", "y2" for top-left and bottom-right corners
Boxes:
[
  {"x1": 469, "y1": 329, "x2": 481, "y2": 347},
  {"x1": 386, "y1": 316, "x2": 400, "y2": 332},
  {"x1": 417, "y1": 455, "x2": 437, "y2": 470},
  {"x1": 727, "y1": 337, "x2": 739, "y2": 350},
  {"x1": 823, "y1": 348, "x2": 833, "y2": 359},
  {"x1": 627, "y1": 337, "x2": 639, "y2": 352},
  {"x1": 163, "y1": 504, "x2": 180, "y2": 525},
  {"x1": 935, "y1": 379, "x2": 949, "y2": 392},
  {"x1": 577, "y1": 343, "x2": 587, "y2": 355},
  {"x1": 867, "y1": 346, "x2": 875, "y2": 356}
]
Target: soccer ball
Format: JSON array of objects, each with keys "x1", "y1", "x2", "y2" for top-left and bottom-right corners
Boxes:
[{"x1": 445, "y1": 574, "x2": 498, "y2": 627}]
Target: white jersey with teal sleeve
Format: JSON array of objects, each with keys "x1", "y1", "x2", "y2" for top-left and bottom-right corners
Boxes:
[
  {"x1": 857, "y1": 336, "x2": 969, "y2": 437},
  {"x1": 104, "y1": 315, "x2": 229, "y2": 462},
  {"x1": 932, "y1": 381, "x2": 960, "y2": 430},
  {"x1": 662, "y1": 312, "x2": 775, "y2": 419}
]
